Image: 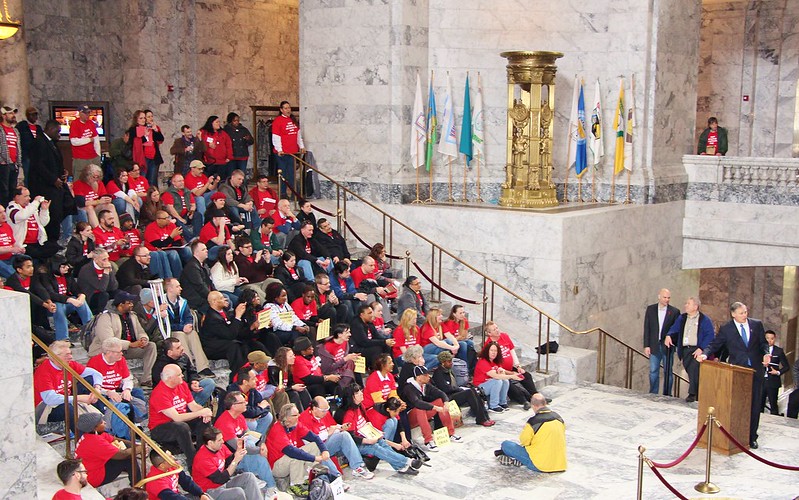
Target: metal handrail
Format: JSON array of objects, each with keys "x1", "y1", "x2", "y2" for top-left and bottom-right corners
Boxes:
[
  {"x1": 31, "y1": 334, "x2": 181, "y2": 488},
  {"x1": 281, "y1": 154, "x2": 689, "y2": 393}
]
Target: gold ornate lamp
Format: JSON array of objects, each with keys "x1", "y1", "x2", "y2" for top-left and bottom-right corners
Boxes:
[
  {"x1": 0, "y1": 0, "x2": 20, "y2": 40},
  {"x1": 499, "y1": 51, "x2": 563, "y2": 208}
]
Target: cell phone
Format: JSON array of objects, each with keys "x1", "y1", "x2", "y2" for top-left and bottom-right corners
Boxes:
[{"x1": 67, "y1": 176, "x2": 73, "y2": 183}]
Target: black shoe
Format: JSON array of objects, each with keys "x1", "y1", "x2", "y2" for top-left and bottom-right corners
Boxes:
[
  {"x1": 410, "y1": 458, "x2": 423, "y2": 470},
  {"x1": 494, "y1": 449, "x2": 505, "y2": 457},
  {"x1": 199, "y1": 368, "x2": 215, "y2": 378},
  {"x1": 685, "y1": 394, "x2": 696, "y2": 403},
  {"x1": 749, "y1": 440, "x2": 758, "y2": 449}
]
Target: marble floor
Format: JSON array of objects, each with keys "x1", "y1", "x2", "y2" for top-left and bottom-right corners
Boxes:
[{"x1": 339, "y1": 383, "x2": 799, "y2": 500}]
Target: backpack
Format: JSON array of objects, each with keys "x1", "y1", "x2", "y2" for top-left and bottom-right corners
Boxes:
[
  {"x1": 307, "y1": 464, "x2": 336, "y2": 500},
  {"x1": 80, "y1": 311, "x2": 107, "y2": 351},
  {"x1": 451, "y1": 357, "x2": 469, "y2": 387}
]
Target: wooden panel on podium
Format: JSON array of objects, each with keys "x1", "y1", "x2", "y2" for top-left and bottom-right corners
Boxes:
[{"x1": 697, "y1": 361, "x2": 753, "y2": 455}]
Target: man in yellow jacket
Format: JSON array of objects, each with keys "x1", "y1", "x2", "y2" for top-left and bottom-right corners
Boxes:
[{"x1": 495, "y1": 393, "x2": 567, "y2": 472}]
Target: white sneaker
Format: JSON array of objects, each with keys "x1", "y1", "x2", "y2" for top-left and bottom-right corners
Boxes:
[
  {"x1": 423, "y1": 441, "x2": 439, "y2": 452},
  {"x1": 352, "y1": 466, "x2": 375, "y2": 480},
  {"x1": 450, "y1": 435, "x2": 463, "y2": 443}
]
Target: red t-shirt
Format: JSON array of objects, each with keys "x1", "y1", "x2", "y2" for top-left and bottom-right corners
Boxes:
[
  {"x1": 193, "y1": 444, "x2": 232, "y2": 492},
  {"x1": 75, "y1": 432, "x2": 118, "y2": 487},
  {"x1": 293, "y1": 353, "x2": 322, "y2": 381},
  {"x1": 161, "y1": 190, "x2": 195, "y2": 216},
  {"x1": 33, "y1": 360, "x2": 86, "y2": 406},
  {"x1": 106, "y1": 180, "x2": 127, "y2": 196},
  {"x1": 72, "y1": 180, "x2": 108, "y2": 203},
  {"x1": 323, "y1": 340, "x2": 347, "y2": 363},
  {"x1": 418, "y1": 323, "x2": 440, "y2": 347},
  {"x1": 392, "y1": 327, "x2": 418, "y2": 358},
  {"x1": 145, "y1": 465, "x2": 179, "y2": 500},
  {"x1": 148, "y1": 381, "x2": 193, "y2": 429},
  {"x1": 129, "y1": 176, "x2": 149, "y2": 196},
  {"x1": 2, "y1": 125, "x2": 18, "y2": 163},
  {"x1": 441, "y1": 319, "x2": 469, "y2": 337},
  {"x1": 254, "y1": 369, "x2": 270, "y2": 394},
  {"x1": 350, "y1": 267, "x2": 375, "y2": 289},
  {"x1": 199, "y1": 221, "x2": 230, "y2": 246},
  {"x1": 272, "y1": 115, "x2": 301, "y2": 154},
  {"x1": 120, "y1": 229, "x2": 141, "y2": 258},
  {"x1": 365, "y1": 406, "x2": 392, "y2": 431},
  {"x1": 706, "y1": 130, "x2": 718, "y2": 153},
  {"x1": 266, "y1": 421, "x2": 309, "y2": 467},
  {"x1": 144, "y1": 221, "x2": 182, "y2": 250},
  {"x1": 55, "y1": 275, "x2": 68, "y2": 295},
  {"x1": 69, "y1": 118, "x2": 99, "y2": 159},
  {"x1": 215, "y1": 410, "x2": 247, "y2": 442},
  {"x1": 363, "y1": 371, "x2": 397, "y2": 409},
  {"x1": 29, "y1": 123, "x2": 37, "y2": 138},
  {"x1": 22, "y1": 212, "x2": 39, "y2": 244},
  {"x1": 87, "y1": 354, "x2": 131, "y2": 391},
  {"x1": 298, "y1": 406, "x2": 337, "y2": 439},
  {"x1": 341, "y1": 407, "x2": 370, "y2": 438},
  {"x1": 0, "y1": 222, "x2": 14, "y2": 259},
  {"x1": 249, "y1": 186, "x2": 278, "y2": 214},
  {"x1": 472, "y1": 358, "x2": 501, "y2": 386},
  {"x1": 52, "y1": 489, "x2": 83, "y2": 500},
  {"x1": 93, "y1": 225, "x2": 124, "y2": 261},
  {"x1": 271, "y1": 210, "x2": 293, "y2": 234},
  {"x1": 485, "y1": 333, "x2": 515, "y2": 371},
  {"x1": 290, "y1": 297, "x2": 317, "y2": 321},
  {"x1": 185, "y1": 172, "x2": 208, "y2": 191}
]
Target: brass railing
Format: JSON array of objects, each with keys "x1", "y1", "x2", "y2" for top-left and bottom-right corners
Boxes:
[
  {"x1": 32, "y1": 335, "x2": 181, "y2": 489},
  {"x1": 277, "y1": 155, "x2": 688, "y2": 392}
]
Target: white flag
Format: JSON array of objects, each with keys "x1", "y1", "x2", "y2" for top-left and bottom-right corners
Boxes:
[
  {"x1": 624, "y1": 74, "x2": 636, "y2": 172},
  {"x1": 438, "y1": 74, "x2": 459, "y2": 158},
  {"x1": 410, "y1": 73, "x2": 426, "y2": 169},
  {"x1": 589, "y1": 78, "x2": 604, "y2": 167},
  {"x1": 472, "y1": 74, "x2": 484, "y2": 158}
]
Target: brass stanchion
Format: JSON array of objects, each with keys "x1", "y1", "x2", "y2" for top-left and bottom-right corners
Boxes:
[
  {"x1": 637, "y1": 445, "x2": 646, "y2": 500},
  {"x1": 475, "y1": 154, "x2": 484, "y2": 202},
  {"x1": 623, "y1": 168, "x2": 632, "y2": 204},
  {"x1": 694, "y1": 407, "x2": 720, "y2": 494}
]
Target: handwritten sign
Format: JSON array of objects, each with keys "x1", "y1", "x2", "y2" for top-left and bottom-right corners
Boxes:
[
  {"x1": 278, "y1": 311, "x2": 294, "y2": 324},
  {"x1": 278, "y1": 370, "x2": 284, "y2": 388},
  {"x1": 358, "y1": 422, "x2": 383, "y2": 441},
  {"x1": 432, "y1": 426, "x2": 451, "y2": 448},
  {"x1": 446, "y1": 400, "x2": 461, "y2": 418},
  {"x1": 316, "y1": 318, "x2": 330, "y2": 340},
  {"x1": 353, "y1": 356, "x2": 366, "y2": 374},
  {"x1": 258, "y1": 310, "x2": 271, "y2": 329}
]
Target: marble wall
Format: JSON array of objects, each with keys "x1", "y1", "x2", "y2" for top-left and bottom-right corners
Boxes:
[
  {"x1": 21, "y1": 0, "x2": 299, "y2": 159},
  {"x1": 698, "y1": 266, "x2": 784, "y2": 334},
  {"x1": 696, "y1": 0, "x2": 799, "y2": 158},
  {"x1": 0, "y1": 291, "x2": 36, "y2": 498},
  {"x1": 300, "y1": 0, "x2": 702, "y2": 205}
]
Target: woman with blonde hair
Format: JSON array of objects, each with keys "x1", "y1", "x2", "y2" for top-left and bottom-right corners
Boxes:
[
  {"x1": 392, "y1": 308, "x2": 420, "y2": 365},
  {"x1": 72, "y1": 163, "x2": 118, "y2": 228},
  {"x1": 419, "y1": 307, "x2": 467, "y2": 369}
]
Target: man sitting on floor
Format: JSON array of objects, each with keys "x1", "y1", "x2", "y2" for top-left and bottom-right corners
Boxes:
[{"x1": 496, "y1": 393, "x2": 567, "y2": 472}]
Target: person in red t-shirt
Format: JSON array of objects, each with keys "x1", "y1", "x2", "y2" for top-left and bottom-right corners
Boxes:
[
  {"x1": 393, "y1": 309, "x2": 421, "y2": 361},
  {"x1": 484, "y1": 321, "x2": 539, "y2": 407},
  {"x1": 52, "y1": 458, "x2": 89, "y2": 500},
  {"x1": 272, "y1": 101, "x2": 305, "y2": 198},
  {"x1": 162, "y1": 173, "x2": 202, "y2": 239},
  {"x1": 145, "y1": 449, "x2": 210, "y2": 500},
  {"x1": 128, "y1": 163, "x2": 150, "y2": 197},
  {"x1": 74, "y1": 163, "x2": 118, "y2": 228},
  {"x1": 362, "y1": 354, "x2": 399, "y2": 409},
  {"x1": 93, "y1": 209, "x2": 126, "y2": 262},
  {"x1": 185, "y1": 159, "x2": 219, "y2": 219},
  {"x1": 148, "y1": 364, "x2": 213, "y2": 465},
  {"x1": 69, "y1": 104, "x2": 101, "y2": 181},
  {"x1": 199, "y1": 203, "x2": 235, "y2": 261},
  {"x1": 0, "y1": 105, "x2": 22, "y2": 206},
  {"x1": 291, "y1": 285, "x2": 319, "y2": 326},
  {"x1": 192, "y1": 426, "x2": 261, "y2": 498},
  {"x1": 74, "y1": 412, "x2": 142, "y2": 488},
  {"x1": 249, "y1": 174, "x2": 278, "y2": 221},
  {"x1": 442, "y1": 304, "x2": 476, "y2": 370},
  {"x1": 197, "y1": 116, "x2": 232, "y2": 179},
  {"x1": 292, "y1": 336, "x2": 339, "y2": 398},
  {"x1": 86, "y1": 337, "x2": 147, "y2": 422},
  {"x1": 474, "y1": 341, "x2": 522, "y2": 413}
]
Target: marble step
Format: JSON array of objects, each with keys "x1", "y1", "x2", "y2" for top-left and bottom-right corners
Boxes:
[{"x1": 35, "y1": 436, "x2": 104, "y2": 500}]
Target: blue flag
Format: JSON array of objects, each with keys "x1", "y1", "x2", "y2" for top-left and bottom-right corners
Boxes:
[
  {"x1": 575, "y1": 82, "x2": 588, "y2": 177},
  {"x1": 425, "y1": 77, "x2": 437, "y2": 172},
  {"x1": 459, "y1": 75, "x2": 473, "y2": 165}
]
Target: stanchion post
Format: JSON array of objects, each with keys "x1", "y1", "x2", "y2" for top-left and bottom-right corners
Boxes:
[
  {"x1": 637, "y1": 445, "x2": 646, "y2": 500},
  {"x1": 694, "y1": 407, "x2": 720, "y2": 494}
]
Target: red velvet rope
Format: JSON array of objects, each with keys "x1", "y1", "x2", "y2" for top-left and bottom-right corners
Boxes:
[
  {"x1": 715, "y1": 423, "x2": 799, "y2": 471},
  {"x1": 649, "y1": 423, "x2": 707, "y2": 469},
  {"x1": 646, "y1": 463, "x2": 690, "y2": 500},
  {"x1": 411, "y1": 260, "x2": 480, "y2": 305}
]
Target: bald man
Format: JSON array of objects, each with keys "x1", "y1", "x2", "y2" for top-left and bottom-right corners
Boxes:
[
  {"x1": 148, "y1": 363, "x2": 213, "y2": 466},
  {"x1": 643, "y1": 289, "x2": 680, "y2": 395},
  {"x1": 198, "y1": 291, "x2": 249, "y2": 375}
]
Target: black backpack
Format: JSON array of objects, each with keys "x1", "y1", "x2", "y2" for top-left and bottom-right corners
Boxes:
[
  {"x1": 80, "y1": 311, "x2": 107, "y2": 351},
  {"x1": 307, "y1": 464, "x2": 335, "y2": 500}
]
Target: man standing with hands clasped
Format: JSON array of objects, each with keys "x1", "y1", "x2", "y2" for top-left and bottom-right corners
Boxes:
[
  {"x1": 698, "y1": 302, "x2": 770, "y2": 449},
  {"x1": 665, "y1": 297, "x2": 715, "y2": 403},
  {"x1": 643, "y1": 289, "x2": 679, "y2": 396}
]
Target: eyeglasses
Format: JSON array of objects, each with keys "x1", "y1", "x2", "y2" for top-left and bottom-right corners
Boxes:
[
  {"x1": 233, "y1": 401, "x2": 247, "y2": 405},
  {"x1": 157, "y1": 216, "x2": 169, "y2": 220},
  {"x1": 76, "y1": 469, "x2": 88, "y2": 474},
  {"x1": 316, "y1": 407, "x2": 330, "y2": 412}
]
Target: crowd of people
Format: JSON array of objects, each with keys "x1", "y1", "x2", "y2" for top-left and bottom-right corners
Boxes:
[{"x1": 10, "y1": 104, "x2": 563, "y2": 499}]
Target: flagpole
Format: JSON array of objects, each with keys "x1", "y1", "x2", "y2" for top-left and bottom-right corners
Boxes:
[
  {"x1": 462, "y1": 156, "x2": 467, "y2": 202},
  {"x1": 447, "y1": 157, "x2": 453, "y2": 202},
  {"x1": 413, "y1": 138, "x2": 422, "y2": 204},
  {"x1": 610, "y1": 171, "x2": 617, "y2": 204},
  {"x1": 591, "y1": 166, "x2": 597, "y2": 203},
  {"x1": 425, "y1": 70, "x2": 434, "y2": 204},
  {"x1": 624, "y1": 169, "x2": 631, "y2": 204},
  {"x1": 476, "y1": 153, "x2": 483, "y2": 202}
]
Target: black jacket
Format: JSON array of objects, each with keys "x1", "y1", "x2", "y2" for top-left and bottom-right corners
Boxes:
[
  {"x1": 287, "y1": 233, "x2": 329, "y2": 264},
  {"x1": 312, "y1": 229, "x2": 350, "y2": 261},
  {"x1": 765, "y1": 345, "x2": 790, "y2": 389},
  {"x1": 199, "y1": 308, "x2": 242, "y2": 353},
  {"x1": 431, "y1": 366, "x2": 460, "y2": 396},
  {"x1": 152, "y1": 352, "x2": 201, "y2": 386},
  {"x1": 65, "y1": 236, "x2": 95, "y2": 272},
  {"x1": 27, "y1": 131, "x2": 63, "y2": 200},
  {"x1": 76, "y1": 262, "x2": 118, "y2": 297},
  {"x1": 117, "y1": 258, "x2": 156, "y2": 291},
  {"x1": 38, "y1": 272, "x2": 81, "y2": 304},
  {"x1": 349, "y1": 317, "x2": 388, "y2": 349},
  {"x1": 402, "y1": 380, "x2": 449, "y2": 411},
  {"x1": 179, "y1": 257, "x2": 215, "y2": 310},
  {"x1": 643, "y1": 303, "x2": 680, "y2": 349}
]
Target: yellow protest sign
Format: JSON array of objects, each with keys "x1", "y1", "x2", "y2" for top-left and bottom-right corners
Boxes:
[
  {"x1": 446, "y1": 400, "x2": 461, "y2": 418},
  {"x1": 258, "y1": 310, "x2": 271, "y2": 329},
  {"x1": 316, "y1": 318, "x2": 330, "y2": 340},
  {"x1": 354, "y1": 356, "x2": 366, "y2": 373},
  {"x1": 432, "y1": 426, "x2": 451, "y2": 448},
  {"x1": 358, "y1": 422, "x2": 383, "y2": 441},
  {"x1": 278, "y1": 311, "x2": 294, "y2": 324}
]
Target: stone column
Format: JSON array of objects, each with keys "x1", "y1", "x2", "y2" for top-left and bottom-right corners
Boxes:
[
  {"x1": 0, "y1": 290, "x2": 36, "y2": 497},
  {"x1": 0, "y1": 0, "x2": 30, "y2": 110}
]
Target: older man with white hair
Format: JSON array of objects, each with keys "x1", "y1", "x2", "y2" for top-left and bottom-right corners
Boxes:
[{"x1": 86, "y1": 337, "x2": 147, "y2": 424}]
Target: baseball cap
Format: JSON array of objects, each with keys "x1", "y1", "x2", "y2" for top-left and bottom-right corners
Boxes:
[
  {"x1": 77, "y1": 104, "x2": 92, "y2": 114},
  {"x1": 1, "y1": 106, "x2": 18, "y2": 114},
  {"x1": 413, "y1": 365, "x2": 430, "y2": 377}
]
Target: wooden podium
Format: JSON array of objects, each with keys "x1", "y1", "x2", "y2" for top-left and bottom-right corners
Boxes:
[{"x1": 697, "y1": 361, "x2": 753, "y2": 455}]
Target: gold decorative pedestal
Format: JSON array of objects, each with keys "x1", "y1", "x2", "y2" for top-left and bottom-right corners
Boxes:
[{"x1": 499, "y1": 51, "x2": 563, "y2": 208}]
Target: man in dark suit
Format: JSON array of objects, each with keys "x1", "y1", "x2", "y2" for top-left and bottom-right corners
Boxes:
[
  {"x1": 700, "y1": 301, "x2": 770, "y2": 448},
  {"x1": 178, "y1": 240, "x2": 215, "y2": 314},
  {"x1": 28, "y1": 120, "x2": 66, "y2": 243},
  {"x1": 761, "y1": 330, "x2": 790, "y2": 415},
  {"x1": 643, "y1": 288, "x2": 680, "y2": 395}
]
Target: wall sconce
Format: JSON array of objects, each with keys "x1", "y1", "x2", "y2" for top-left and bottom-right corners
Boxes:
[{"x1": 0, "y1": 0, "x2": 21, "y2": 40}]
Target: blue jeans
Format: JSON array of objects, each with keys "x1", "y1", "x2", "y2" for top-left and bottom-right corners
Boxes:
[
  {"x1": 226, "y1": 159, "x2": 249, "y2": 179},
  {"x1": 145, "y1": 158, "x2": 160, "y2": 187},
  {"x1": 239, "y1": 454, "x2": 276, "y2": 487},
  {"x1": 192, "y1": 378, "x2": 216, "y2": 406},
  {"x1": 275, "y1": 154, "x2": 295, "y2": 198},
  {"x1": 382, "y1": 417, "x2": 398, "y2": 443},
  {"x1": 500, "y1": 441, "x2": 540, "y2": 472},
  {"x1": 60, "y1": 215, "x2": 74, "y2": 242},
  {"x1": 148, "y1": 251, "x2": 173, "y2": 279},
  {"x1": 0, "y1": 259, "x2": 14, "y2": 279},
  {"x1": 423, "y1": 341, "x2": 459, "y2": 370},
  {"x1": 649, "y1": 342, "x2": 674, "y2": 395},
  {"x1": 53, "y1": 301, "x2": 93, "y2": 340},
  {"x1": 247, "y1": 412, "x2": 274, "y2": 441},
  {"x1": 480, "y1": 378, "x2": 509, "y2": 408},
  {"x1": 195, "y1": 192, "x2": 212, "y2": 221},
  {"x1": 359, "y1": 439, "x2": 408, "y2": 470},
  {"x1": 325, "y1": 431, "x2": 365, "y2": 469},
  {"x1": 220, "y1": 289, "x2": 241, "y2": 307},
  {"x1": 175, "y1": 213, "x2": 202, "y2": 241}
]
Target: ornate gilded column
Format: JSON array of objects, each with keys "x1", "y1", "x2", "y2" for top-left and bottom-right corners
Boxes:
[{"x1": 499, "y1": 51, "x2": 562, "y2": 208}]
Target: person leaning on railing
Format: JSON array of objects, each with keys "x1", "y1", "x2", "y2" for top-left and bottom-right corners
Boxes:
[
  {"x1": 74, "y1": 412, "x2": 143, "y2": 489},
  {"x1": 33, "y1": 340, "x2": 104, "y2": 431}
]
